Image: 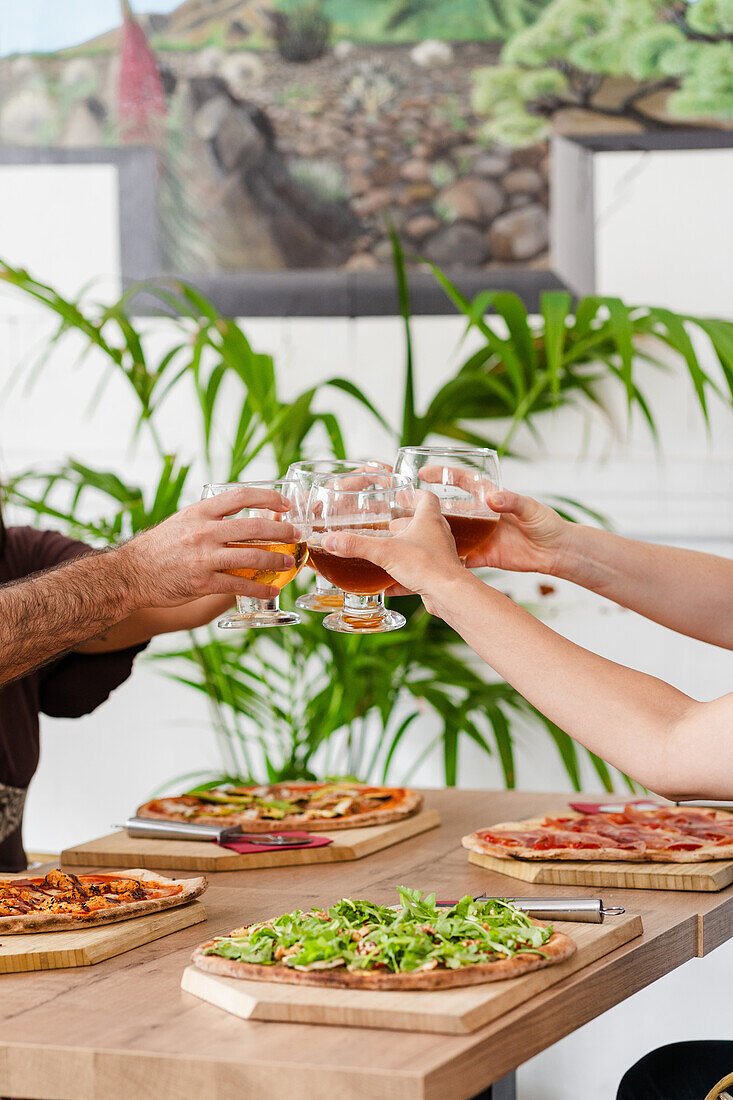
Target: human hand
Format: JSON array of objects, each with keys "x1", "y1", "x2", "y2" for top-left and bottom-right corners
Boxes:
[
  {"x1": 320, "y1": 490, "x2": 465, "y2": 614},
  {"x1": 118, "y1": 488, "x2": 299, "y2": 606},
  {"x1": 413, "y1": 464, "x2": 566, "y2": 575},
  {"x1": 463, "y1": 490, "x2": 570, "y2": 574}
]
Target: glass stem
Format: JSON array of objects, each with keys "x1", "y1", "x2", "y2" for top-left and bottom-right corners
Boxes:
[
  {"x1": 236, "y1": 595, "x2": 280, "y2": 615},
  {"x1": 342, "y1": 591, "x2": 386, "y2": 626},
  {"x1": 314, "y1": 574, "x2": 338, "y2": 595}
]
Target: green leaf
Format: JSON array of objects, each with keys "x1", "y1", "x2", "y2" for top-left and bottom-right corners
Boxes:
[
  {"x1": 388, "y1": 226, "x2": 417, "y2": 447},
  {"x1": 541, "y1": 291, "x2": 572, "y2": 400},
  {"x1": 325, "y1": 378, "x2": 392, "y2": 435},
  {"x1": 650, "y1": 308, "x2": 714, "y2": 422},
  {"x1": 602, "y1": 297, "x2": 635, "y2": 411},
  {"x1": 484, "y1": 704, "x2": 516, "y2": 787}
]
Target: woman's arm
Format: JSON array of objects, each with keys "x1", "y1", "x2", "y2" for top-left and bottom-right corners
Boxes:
[
  {"x1": 322, "y1": 493, "x2": 733, "y2": 799},
  {"x1": 73, "y1": 595, "x2": 234, "y2": 653},
  {"x1": 464, "y1": 491, "x2": 733, "y2": 650},
  {"x1": 434, "y1": 571, "x2": 730, "y2": 800},
  {"x1": 552, "y1": 521, "x2": 733, "y2": 650}
]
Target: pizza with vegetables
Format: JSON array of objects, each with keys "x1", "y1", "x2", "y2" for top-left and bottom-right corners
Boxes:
[
  {"x1": 191, "y1": 887, "x2": 576, "y2": 990},
  {"x1": 0, "y1": 868, "x2": 206, "y2": 933},
  {"x1": 138, "y1": 782, "x2": 423, "y2": 832},
  {"x1": 463, "y1": 804, "x2": 733, "y2": 863}
]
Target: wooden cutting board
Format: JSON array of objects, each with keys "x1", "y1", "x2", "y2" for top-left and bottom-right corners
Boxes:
[
  {"x1": 181, "y1": 912, "x2": 642, "y2": 1035},
  {"x1": 467, "y1": 850, "x2": 733, "y2": 892},
  {"x1": 61, "y1": 810, "x2": 441, "y2": 872},
  {"x1": 0, "y1": 900, "x2": 206, "y2": 973}
]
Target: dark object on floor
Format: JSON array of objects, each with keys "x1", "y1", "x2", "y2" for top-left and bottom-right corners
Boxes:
[{"x1": 618, "y1": 1041, "x2": 733, "y2": 1100}]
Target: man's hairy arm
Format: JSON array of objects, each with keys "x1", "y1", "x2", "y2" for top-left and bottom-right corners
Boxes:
[
  {"x1": 0, "y1": 548, "x2": 144, "y2": 687},
  {"x1": 0, "y1": 486, "x2": 297, "y2": 685}
]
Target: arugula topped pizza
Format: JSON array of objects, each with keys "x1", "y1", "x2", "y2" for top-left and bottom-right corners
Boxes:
[
  {"x1": 463, "y1": 804, "x2": 733, "y2": 863},
  {"x1": 192, "y1": 887, "x2": 576, "y2": 990},
  {"x1": 0, "y1": 868, "x2": 206, "y2": 934},
  {"x1": 138, "y1": 782, "x2": 422, "y2": 832}
]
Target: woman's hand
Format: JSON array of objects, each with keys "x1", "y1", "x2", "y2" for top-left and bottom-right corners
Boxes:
[
  {"x1": 463, "y1": 490, "x2": 571, "y2": 575},
  {"x1": 413, "y1": 467, "x2": 570, "y2": 576},
  {"x1": 320, "y1": 491, "x2": 466, "y2": 614},
  {"x1": 383, "y1": 487, "x2": 573, "y2": 597}
]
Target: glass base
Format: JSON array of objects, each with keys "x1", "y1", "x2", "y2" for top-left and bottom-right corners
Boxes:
[
  {"x1": 295, "y1": 589, "x2": 344, "y2": 612},
  {"x1": 218, "y1": 596, "x2": 300, "y2": 629},
  {"x1": 323, "y1": 607, "x2": 405, "y2": 634},
  {"x1": 218, "y1": 609, "x2": 301, "y2": 629}
]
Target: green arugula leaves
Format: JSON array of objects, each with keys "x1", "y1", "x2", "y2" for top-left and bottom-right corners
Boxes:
[{"x1": 205, "y1": 888, "x2": 552, "y2": 973}]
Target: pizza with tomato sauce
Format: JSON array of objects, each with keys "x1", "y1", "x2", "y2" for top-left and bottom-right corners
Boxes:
[
  {"x1": 463, "y1": 805, "x2": 733, "y2": 863},
  {"x1": 138, "y1": 782, "x2": 423, "y2": 832},
  {"x1": 0, "y1": 868, "x2": 206, "y2": 933}
]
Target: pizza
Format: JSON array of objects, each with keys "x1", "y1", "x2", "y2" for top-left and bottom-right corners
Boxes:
[
  {"x1": 463, "y1": 804, "x2": 733, "y2": 863},
  {"x1": 0, "y1": 868, "x2": 206, "y2": 934},
  {"x1": 191, "y1": 886, "x2": 576, "y2": 991},
  {"x1": 138, "y1": 782, "x2": 423, "y2": 832}
]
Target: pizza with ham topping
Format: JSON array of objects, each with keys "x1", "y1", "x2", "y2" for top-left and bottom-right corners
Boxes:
[
  {"x1": 463, "y1": 805, "x2": 733, "y2": 863},
  {"x1": 138, "y1": 782, "x2": 422, "y2": 832},
  {"x1": 0, "y1": 868, "x2": 206, "y2": 933}
]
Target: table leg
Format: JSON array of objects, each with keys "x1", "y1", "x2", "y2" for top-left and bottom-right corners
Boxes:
[{"x1": 470, "y1": 1070, "x2": 517, "y2": 1100}]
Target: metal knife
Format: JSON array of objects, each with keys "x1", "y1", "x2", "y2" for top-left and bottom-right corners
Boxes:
[
  {"x1": 116, "y1": 817, "x2": 313, "y2": 846},
  {"x1": 435, "y1": 895, "x2": 625, "y2": 923}
]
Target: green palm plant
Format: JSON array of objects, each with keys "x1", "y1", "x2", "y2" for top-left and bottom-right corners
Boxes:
[
  {"x1": 2, "y1": 251, "x2": 732, "y2": 794},
  {"x1": 390, "y1": 232, "x2": 733, "y2": 453}
]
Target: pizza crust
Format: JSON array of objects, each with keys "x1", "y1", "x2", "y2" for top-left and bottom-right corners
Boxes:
[
  {"x1": 462, "y1": 810, "x2": 733, "y2": 863},
  {"x1": 0, "y1": 869, "x2": 206, "y2": 934},
  {"x1": 191, "y1": 921, "x2": 576, "y2": 990},
  {"x1": 137, "y1": 785, "x2": 423, "y2": 832}
]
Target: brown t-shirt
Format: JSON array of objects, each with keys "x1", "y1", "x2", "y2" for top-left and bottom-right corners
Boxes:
[{"x1": 0, "y1": 527, "x2": 147, "y2": 871}]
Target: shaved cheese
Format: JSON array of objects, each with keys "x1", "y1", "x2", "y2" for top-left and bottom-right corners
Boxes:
[{"x1": 294, "y1": 957, "x2": 346, "y2": 970}]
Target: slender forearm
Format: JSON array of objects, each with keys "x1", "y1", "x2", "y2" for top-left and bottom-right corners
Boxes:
[
  {"x1": 0, "y1": 548, "x2": 144, "y2": 686},
  {"x1": 556, "y1": 526, "x2": 733, "y2": 649},
  {"x1": 75, "y1": 595, "x2": 234, "y2": 653},
  {"x1": 433, "y1": 572, "x2": 702, "y2": 796}
]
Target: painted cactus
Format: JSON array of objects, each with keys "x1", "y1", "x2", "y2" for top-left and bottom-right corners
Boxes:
[{"x1": 117, "y1": 0, "x2": 167, "y2": 143}]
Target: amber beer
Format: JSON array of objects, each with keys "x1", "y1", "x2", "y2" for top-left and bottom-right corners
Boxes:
[
  {"x1": 225, "y1": 540, "x2": 308, "y2": 589},
  {"x1": 308, "y1": 518, "x2": 399, "y2": 594},
  {"x1": 308, "y1": 544, "x2": 394, "y2": 594},
  {"x1": 443, "y1": 512, "x2": 500, "y2": 558}
]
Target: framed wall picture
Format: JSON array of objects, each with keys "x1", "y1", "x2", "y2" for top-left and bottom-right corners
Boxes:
[{"x1": 1, "y1": 1, "x2": 729, "y2": 315}]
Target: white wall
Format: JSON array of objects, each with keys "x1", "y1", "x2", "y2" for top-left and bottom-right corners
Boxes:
[
  {"x1": 0, "y1": 161, "x2": 732, "y2": 1100},
  {"x1": 593, "y1": 147, "x2": 733, "y2": 316}
]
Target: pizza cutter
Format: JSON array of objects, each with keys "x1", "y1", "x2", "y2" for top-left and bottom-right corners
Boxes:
[
  {"x1": 435, "y1": 896, "x2": 625, "y2": 923},
  {"x1": 116, "y1": 818, "x2": 313, "y2": 846}
]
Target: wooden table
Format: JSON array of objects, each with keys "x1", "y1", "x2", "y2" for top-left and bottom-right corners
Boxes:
[{"x1": 2, "y1": 790, "x2": 731, "y2": 1100}]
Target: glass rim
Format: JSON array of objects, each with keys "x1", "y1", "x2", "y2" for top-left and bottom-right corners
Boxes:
[
  {"x1": 202, "y1": 478, "x2": 297, "y2": 492},
  {"x1": 396, "y1": 444, "x2": 499, "y2": 459},
  {"x1": 310, "y1": 472, "x2": 414, "y2": 496},
  {"x1": 288, "y1": 458, "x2": 389, "y2": 472}
]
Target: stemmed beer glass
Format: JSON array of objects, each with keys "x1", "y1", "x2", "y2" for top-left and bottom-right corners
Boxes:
[
  {"x1": 394, "y1": 446, "x2": 502, "y2": 560},
  {"x1": 306, "y1": 472, "x2": 415, "y2": 634},
  {"x1": 201, "y1": 479, "x2": 310, "y2": 629},
  {"x1": 287, "y1": 459, "x2": 389, "y2": 613}
]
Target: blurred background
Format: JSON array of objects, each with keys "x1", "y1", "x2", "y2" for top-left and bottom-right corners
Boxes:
[{"x1": 1, "y1": 2, "x2": 732, "y2": 1096}]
